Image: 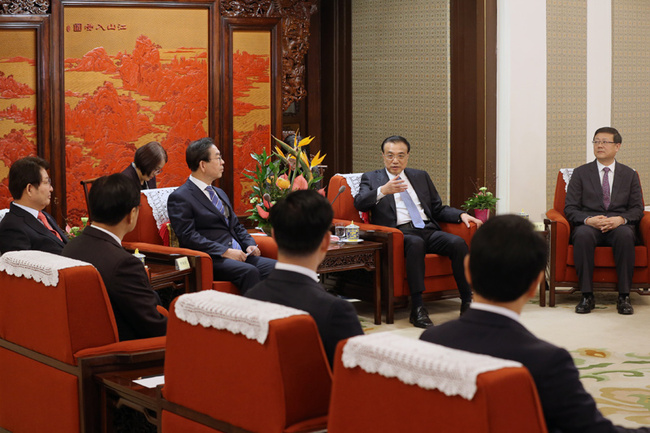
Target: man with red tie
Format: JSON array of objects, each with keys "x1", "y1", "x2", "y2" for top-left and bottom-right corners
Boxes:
[
  {"x1": 565, "y1": 127, "x2": 644, "y2": 315},
  {"x1": 0, "y1": 156, "x2": 67, "y2": 254}
]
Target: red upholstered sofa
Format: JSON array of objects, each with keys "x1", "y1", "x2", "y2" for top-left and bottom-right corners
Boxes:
[
  {"x1": 122, "y1": 190, "x2": 278, "y2": 295},
  {"x1": 0, "y1": 251, "x2": 165, "y2": 433},
  {"x1": 542, "y1": 169, "x2": 650, "y2": 306},
  {"x1": 327, "y1": 335, "x2": 547, "y2": 432},
  {"x1": 161, "y1": 291, "x2": 332, "y2": 432},
  {"x1": 328, "y1": 174, "x2": 478, "y2": 323}
]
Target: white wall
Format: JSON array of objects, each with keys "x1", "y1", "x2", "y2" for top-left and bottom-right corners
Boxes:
[{"x1": 497, "y1": 0, "x2": 548, "y2": 221}]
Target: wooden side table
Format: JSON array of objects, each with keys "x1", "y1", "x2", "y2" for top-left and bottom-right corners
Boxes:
[{"x1": 319, "y1": 240, "x2": 383, "y2": 324}]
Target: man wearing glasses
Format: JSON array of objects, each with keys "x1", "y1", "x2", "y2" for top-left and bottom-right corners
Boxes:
[
  {"x1": 565, "y1": 127, "x2": 644, "y2": 315},
  {"x1": 354, "y1": 136, "x2": 482, "y2": 328},
  {"x1": 167, "y1": 137, "x2": 276, "y2": 294},
  {"x1": 0, "y1": 156, "x2": 67, "y2": 254}
]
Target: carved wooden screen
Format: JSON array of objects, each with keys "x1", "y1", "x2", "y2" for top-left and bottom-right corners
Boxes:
[
  {"x1": 220, "y1": 17, "x2": 281, "y2": 215},
  {"x1": 0, "y1": 16, "x2": 50, "y2": 210},
  {"x1": 58, "y1": 2, "x2": 214, "y2": 225}
]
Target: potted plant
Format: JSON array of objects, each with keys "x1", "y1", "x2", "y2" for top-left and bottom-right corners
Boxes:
[{"x1": 461, "y1": 186, "x2": 498, "y2": 222}]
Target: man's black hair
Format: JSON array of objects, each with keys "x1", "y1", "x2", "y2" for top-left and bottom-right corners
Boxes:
[
  {"x1": 89, "y1": 174, "x2": 141, "y2": 225},
  {"x1": 469, "y1": 215, "x2": 547, "y2": 302},
  {"x1": 270, "y1": 189, "x2": 333, "y2": 256}
]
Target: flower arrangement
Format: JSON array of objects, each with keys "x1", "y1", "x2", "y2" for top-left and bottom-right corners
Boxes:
[
  {"x1": 461, "y1": 186, "x2": 499, "y2": 212},
  {"x1": 245, "y1": 134, "x2": 326, "y2": 232},
  {"x1": 66, "y1": 216, "x2": 88, "y2": 239}
]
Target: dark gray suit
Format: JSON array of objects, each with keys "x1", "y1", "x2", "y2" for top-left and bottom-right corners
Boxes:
[
  {"x1": 246, "y1": 268, "x2": 363, "y2": 367},
  {"x1": 62, "y1": 226, "x2": 167, "y2": 341},
  {"x1": 354, "y1": 168, "x2": 471, "y2": 300},
  {"x1": 0, "y1": 203, "x2": 67, "y2": 254},
  {"x1": 167, "y1": 179, "x2": 275, "y2": 293},
  {"x1": 421, "y1": 308, "x2": 650, "y2": 433},
  {"x1": 565, "y1": 160, "x2": 644, "y2": 293}
]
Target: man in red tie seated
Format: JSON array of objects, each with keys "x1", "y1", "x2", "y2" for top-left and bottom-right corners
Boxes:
[
  {"x1": 245, "y1": 189, "x2": 364, "y2": 367},
  {"x1": 0, "y1": 156, "x2": 67, "y2": 254}
]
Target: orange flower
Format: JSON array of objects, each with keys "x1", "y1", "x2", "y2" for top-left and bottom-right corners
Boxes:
[
  {"x1": 276, "y1": 176, "x2": 291, "y2": 189},
  {"x1": 256, "y1": 204, "x2": 269, "y2": 219},
  {"x1": 291, "y1": 174, "x2": 309, "y2": 191}
]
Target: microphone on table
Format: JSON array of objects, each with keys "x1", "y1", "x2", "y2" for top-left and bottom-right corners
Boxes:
[{"x1": 330, "y1": 185, "x2": 346, "y2": 206}]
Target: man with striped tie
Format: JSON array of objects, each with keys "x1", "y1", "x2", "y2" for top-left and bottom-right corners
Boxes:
[
  {"x1": 354, "y1": 136, "x2": 482, "y2": 328},
  {"x1": 0, "y1": 156, "x2": 67, "y2": 254},
  {"x1": 565, "y1": 127, "x2": 643, "y2": 315},
  {"x1": 168, "y1": 137, "x2": 276, "y2": 294}
]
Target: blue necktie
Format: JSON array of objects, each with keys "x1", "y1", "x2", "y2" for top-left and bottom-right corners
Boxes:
[
  {"x1": 206, "y1": 186, "x2": 241, "y2": 250},
  {"x1": 397, "y1": 177, "x2": 425, "y2": 229}
]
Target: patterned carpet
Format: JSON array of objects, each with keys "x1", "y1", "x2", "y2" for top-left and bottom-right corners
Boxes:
[{"x1": 353, "y1": 290, "x2": 650, "y2": 429}]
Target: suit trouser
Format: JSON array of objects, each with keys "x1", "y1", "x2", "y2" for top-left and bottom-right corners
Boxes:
[
  {"x1": 399, "y1": 224, "x2": 472, "y2": 302},
  {"x1": 212, "y1": 255, "x2": 276, "y2": 294},
  {"x1": 572, "y1": 224, "x2": 635, "y2": 294}
]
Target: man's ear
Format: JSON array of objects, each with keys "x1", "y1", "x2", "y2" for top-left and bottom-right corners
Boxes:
[
  {"x1": 463, "y1": 255, "x2": 472, "y2": 286},
  {"x1": 526, "y1": 271, "x2": 544, "y2": 299},
  {"x1": 320, "y1": 231, "x2": 331, "y2": 252},
  {"x1": 126, "y1": 206, "x2": 139, "y2": 225}
]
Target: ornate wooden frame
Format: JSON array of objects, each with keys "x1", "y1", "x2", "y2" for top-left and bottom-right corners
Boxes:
[
  {"x1": 51, "y1": 0, "x2": 218, "y2": 223},
  {"x1": 219, "y1": 16, "x2": 282, "y2": 203}
]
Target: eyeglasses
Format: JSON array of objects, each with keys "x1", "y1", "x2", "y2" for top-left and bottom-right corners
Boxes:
[
  {"x1": 383, "y1": 153, "x2": 408, "y2": 161},
  {"x1": 592, "y1": 140, "x2": 616, "y2": 145},
  {"x1": 153, "y1": 167, "x2": 164, "y2": 175}
]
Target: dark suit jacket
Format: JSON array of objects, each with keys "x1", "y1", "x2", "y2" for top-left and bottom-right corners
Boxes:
[
  {"x1": 245, "y1": 269, "x2": 364, "y2": 367},
  {"x1": 421, "y1": 308, "x2": 648, "y2": 433},
  {"x1": 565, "y1": 160, "x2": 644, "y2": 227},
  {"x1": 354, "y1": 168, "x2": 463, "y2": 229},
  {"x1": 0, "y1": 203, "x2": 67, "y2": 254},
  {"x1": 62, "y1": 226, "x2": 167, "y2": 341},
  {"x1": 121, "y1": 164, "x2": 156, "y2": 190},
  {"x1": 167, "y1": 179, "x2": 255, "y2": 257}
]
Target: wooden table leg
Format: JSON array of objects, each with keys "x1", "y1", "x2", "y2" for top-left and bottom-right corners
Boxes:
[{"x1": 373, "y1": 249, "x2": 381, "y2": 325}]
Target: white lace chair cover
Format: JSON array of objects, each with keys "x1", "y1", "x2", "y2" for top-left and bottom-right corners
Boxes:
[
  {"x1": 0, "y1": 250, "x2": 92, "y2": 287},
  {"x1": 335, "y1": 173, "x2": 363, "y2": 197},
  {"x1": 341, "y1": 333, "x2": 522, "y2": 400},
  {"x1": 174, "y1": 290, "x2": 308, "y2": 344},
  {"x1": 0, "y1": 208, "x2": 9, "y2": 222},
  {"x1": 560, "y1": 168, "x2": 574, "y2": 192},
  {"x1": 142, "y1": 187, "x2": 177, "y2": 230}
]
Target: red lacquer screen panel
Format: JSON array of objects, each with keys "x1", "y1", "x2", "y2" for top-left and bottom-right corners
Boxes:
[
  {"x1": 63, "y1": 6, "x2": 209, "y2": 225},
  {"x1": 0, "y1": 29, "x2": 38, "y2": 209},
  {"x1": 232, "y1": 31, "x2": 271, "y2": 214}
]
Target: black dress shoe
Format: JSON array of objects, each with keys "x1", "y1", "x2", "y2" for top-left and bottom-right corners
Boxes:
[
  {"x1": 617, "y1": 295, "x2": 634, "y2": 315},
  {"x1": 410, "y1": 306, "x2": 434, "y2": 328},
  {"x1": 575, "y1": 294, "x2": 595, "y2": 314},
  {"x1": 460, "y1": 301, "x2": 471, "y2": 316}
]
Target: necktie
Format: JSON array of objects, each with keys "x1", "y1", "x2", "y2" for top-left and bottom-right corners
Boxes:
[
  {"x1": 205, "y1": 186, "x2": 241, "y2": 250},
  {"x1": 37, "y1": 211, "x2": 62, "y2": 241},
  {"x1": 397, "y1": 177, "x2": 425, "y2": 229},
  {"x1": 602, "y1": 167, "x2": 611, "y2": 210}
]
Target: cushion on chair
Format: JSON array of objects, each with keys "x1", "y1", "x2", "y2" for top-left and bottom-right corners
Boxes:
[
  {"x1": 163, "y1": 291, "x2": 331, "y2": 433},
  {"x1": 328, "y1": 333, "x2": 547, "y2": 433}
]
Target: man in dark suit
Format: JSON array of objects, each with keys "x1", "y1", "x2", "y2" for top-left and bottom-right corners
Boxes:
[
  {"x1": 167, "y1": 137, "x2": 276, "y2": 294},
  {"x1": 354, "y1": 135, "x2": 482, "y2": 328},
  {"x1": 0, "y1": 156, "x2": 67, "y2": 254},
  {"x1": 246, "y1": 190, "x2": 363, "y2": 367},
  {"x1": 421, "y1": 215, "x2": 650, "y2": 433},
  {"x1": 565, "y1": 127, "x2": 644, "y2": 315},
  {"x1": 63, "y1": 174, "x2": 167, "y2": 341}
]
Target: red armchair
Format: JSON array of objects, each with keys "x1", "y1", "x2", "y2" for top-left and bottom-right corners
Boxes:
[
  {"x1": 0, "y1": 251, "x2": 165, "y2": 433},
  {"x1": 543, "y1": 169, "x2": 650, "y2": 306},
  {"x1": 161, "y1": 291, "x2": 331, "y2": 432},
  {"x1": 328, "y1": 174, "x2": 478, "y2": 323},
  {"x1": 327, "y1": 334, "x2": 547, "y2": 433},
  {"x1": 122, "y1": 189, "x2": 278, "y2": 295}
]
